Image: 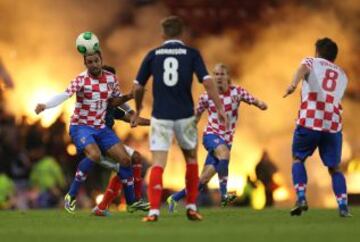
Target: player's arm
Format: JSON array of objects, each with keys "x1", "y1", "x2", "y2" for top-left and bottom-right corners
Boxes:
[
  {"x1": 195, "y1": 93, "x2": 208, "y2": 124},
  {"x1": 283, "y1": 64, "x2": 310, "y2": 98},
  {"x1": 108, "y1": 91, "x2": 133, "y2": 107},
  {"x1": 203, "y1": 78, "x2": 228, "y2": 126},
  {"x1": 112, "y1": 106, "x2": 150, "y2": 126},
  {"x1": 35, "y1": 92, "x2": 70, "y2": 114},
  {"x1": 35, "y1": 77, "x2": 82, "y2": 114},
  {"x1": 122, "y1": 110, "x2": 150, "y2": 126},
  {"x1": 239, "y1": 87, "x2": 267, "y2": 110},
  {"x1": 131, "y1": 51, "x2": 152, "y2": 126}
]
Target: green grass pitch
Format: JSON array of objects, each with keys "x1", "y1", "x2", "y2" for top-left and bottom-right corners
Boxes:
[{"x1": 0, "y1": 207, "x2": 359, "y2": 242}]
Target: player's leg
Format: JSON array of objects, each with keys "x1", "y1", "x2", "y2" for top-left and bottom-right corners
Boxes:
[
  {"x1": 143, "y1": 118, "x2": 174, "y2": 222},
  {"x1": 92, "y1": 174, "x2": 122, "y2": 216},
  {"x1": 170, "y1": 154, "x2": 217, "y2": 204},
  {"x1": 93, "y1": 146, "x2": 148, "y2": 215},
  {"x1": 65, "y1": 126, "x2": 100, "y2": 213},
  {"x1": 213, "y1": 144, "x2": 232, "y2": 204},
  {"x1": 319, "y1": 131, "x2": 351, "y2": 217},
  {"x1": 175, "y1": 116, "x2": 202, "y2": 221},
  {"x1": 128, "y1": 148, "x2": 143, "y2": 201},
  {"x1": 168, "y1": 157, "x2": 216, "y2": 214},
  {"x1": 202, "y1": 134, "x2": 234, "y2": 205},
  {"x1": 96, "y1": 127, "x2": 139, "y2": 210},
  {"x1": 290, "y1": 126, "x2": 319, "y2": 216}
]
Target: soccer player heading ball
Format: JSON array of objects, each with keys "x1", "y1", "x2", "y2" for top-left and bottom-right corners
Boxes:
[
  {"x1": 284, "y1": 37, "x2": 351, "y2": 217},
  {"x1": 35, "y1": 50, "x2": 142, "y2": 214},
  {"x1": 132, "y1": 16, "x2": 228, "y2": 222}
]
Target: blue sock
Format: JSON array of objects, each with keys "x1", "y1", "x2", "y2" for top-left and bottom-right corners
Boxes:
[
  {"x1": 68, "y1": 157, "x2": 94, "y2": 197},
  {"x1": 172, "y1": 183, "x2": 206, "y2": 202},
  {"x1": 216, "y1": 159, "x2": 229, "y2": 199},
  {"x1": 292, "y1": 162, "x2": 307, "y2": 202},
  {"x1": 118, "y1": 166, "x2": 136, "y2": 204},
  {"x1": 172, "y1": 189, "x2": 186, "y2": 202},
  {"x1": 331, "y1": 171, "x2": 348, "y2": 210}
]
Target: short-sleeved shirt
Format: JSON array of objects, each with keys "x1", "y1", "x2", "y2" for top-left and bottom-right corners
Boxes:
[
  {"x1": 66, "y1": 70, "x2": 121, "y2": 129},
  {"x1": 297, "y1": 57, "x2": 348, "y2": 133},
  {"x1": 134, "y1": 40, "x2": 210, "y2": 120},
  {"x1": 197, "y1": 85, "x2": 256, "y2": 145}
]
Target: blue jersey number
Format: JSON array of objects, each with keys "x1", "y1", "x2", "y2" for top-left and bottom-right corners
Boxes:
[{"x1": 163, "y1": 57, "x2": 179, "y2": 86}]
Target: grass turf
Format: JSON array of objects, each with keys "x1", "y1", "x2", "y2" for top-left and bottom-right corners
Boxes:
[{"x1": 0, "y1": 207, "x2": 359, "y2": 242}]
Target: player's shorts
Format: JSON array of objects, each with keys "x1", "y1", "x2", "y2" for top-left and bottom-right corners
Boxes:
[
  {"x1": 203, "y1": 134, "x2": 231, "y2": 166},
  {"x1": 150, "y1": 116, "x2": 197, "y2": 151},
  {"x1": 292, "y1": 125, "x2": 342, "y2": 167},
  {"x1": 69, "y1": 125, "x2": 120, "y2": 153},
  {"x1": 203, "y1": 134, "x2": 230, "y2": 153}
]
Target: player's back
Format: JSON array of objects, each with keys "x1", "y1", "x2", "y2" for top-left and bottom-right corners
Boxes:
[
  {"x1": 135, "y1": 40, "x2": 209, "y2": 120},
  {"x1": 298, "y1": 57, "x2": 348, "y2": 132}
]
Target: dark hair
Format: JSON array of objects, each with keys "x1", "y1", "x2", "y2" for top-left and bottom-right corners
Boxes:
[
  {"x1": 315, "y1": 38, "x2": 338, "y2": 62},
  {"x1": 83, "y1": 50, "x2": 102, "y2": 63},
  {"x1": 161, "y1": 16, "x2": 184, "y2": 38},
  {"x1": 102, "y1": 65, "x2": 116, "y2": 74}
]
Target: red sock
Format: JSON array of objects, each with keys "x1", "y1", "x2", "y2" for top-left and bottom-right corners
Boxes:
[
  {"x1": 148, "y1": 166, "x2": 163, "y2": 210},
  {"x1": 186, "y1": 163, "x2": 199, "y2": 205},
  {"x1": 133, "y1": 163, "x2": 143, "y2": 201},
  {"x1": 98, "y1": 175, "x2": 122, "y2": 210}
]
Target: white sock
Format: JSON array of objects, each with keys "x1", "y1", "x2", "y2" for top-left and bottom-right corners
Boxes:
[
  {"x1": 149, "y1": 209, "x2": 160, "y2": 216},
  {"x1": 185, "y1": 204, "x2": 197, "y2": 211}
]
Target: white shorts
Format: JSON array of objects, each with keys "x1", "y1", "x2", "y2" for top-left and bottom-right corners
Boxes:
[{"x1": 150, "y1": 116, "x2": 198, "y2": 151}]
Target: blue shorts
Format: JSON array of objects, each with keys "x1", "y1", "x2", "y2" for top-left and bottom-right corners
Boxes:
[
  {"x1": 292, "y1": 125, "x2": 342, "y2": 168},
  {"x1": 69, "y1": 125, "x2": 120, "y2": 154},
  {"x1": 203, "y1": 134, "x2": 231, "y2": 166}
]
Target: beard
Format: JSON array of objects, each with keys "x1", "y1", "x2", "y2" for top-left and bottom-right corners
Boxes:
[{"x1": 89, "y1": 67, "x2": 102, "y2": 77}]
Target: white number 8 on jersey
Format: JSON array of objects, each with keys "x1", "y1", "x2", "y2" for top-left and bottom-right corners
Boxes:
[{"x1": 163, "y1": 57, "x2": 179, "y2": 86}]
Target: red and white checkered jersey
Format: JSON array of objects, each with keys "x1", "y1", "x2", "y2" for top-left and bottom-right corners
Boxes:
[
  {"x1": 297, "y1": 57, "x2": 348, "y2": 133},
  {"x1": 197, "y1": 85, "x2": 256, "y2": 145},
  {"x1": 65, "y1": 70, "x2": 122, "y2": 129}
]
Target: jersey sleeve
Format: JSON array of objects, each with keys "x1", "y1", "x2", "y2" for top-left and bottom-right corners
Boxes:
[
  {"x1": 112, "y1": 107, "x2": 127, "y2": 120},
  {"x1": 134, "y1": 51, "x2": 153, "y2": 86},
  {"x1": 196, "y1": 93, "x2": 209, "y2": 115},
  {"x1": 238, "y1": 87, "x2": 256, "y2": 105},
  {"x1": 65, "y1": 76, "x2": 83, "y2": 97},
  {"x1": 193, "y1": 50, "x2": 210, "y2": 83},
  {"x1": 300, "y1": 57, "x2": 314, "y2": 70}
]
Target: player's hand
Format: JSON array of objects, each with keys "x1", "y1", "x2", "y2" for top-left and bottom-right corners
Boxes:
[
  {"x1": 35, "y1": 104, "x2": 46, "y2": 114},
  {"x1": 257, "y1": 100, "x2": 268, "y2": 110},
  {"x1": 283, "y1": 84, "x2": 296, "y2": 98},
  {"x1": 130, "y1": 112, "x2": 139, "y2": 128}
]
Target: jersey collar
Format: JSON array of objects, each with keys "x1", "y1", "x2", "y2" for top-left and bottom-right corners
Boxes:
[{"x1": 163, "y1": 39, "x2": 185, "y2": 45}]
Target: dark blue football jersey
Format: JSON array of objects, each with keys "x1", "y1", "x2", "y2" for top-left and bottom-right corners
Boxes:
[{"x1": 135, "y1": 40, "x2": 210, "y2": 119}]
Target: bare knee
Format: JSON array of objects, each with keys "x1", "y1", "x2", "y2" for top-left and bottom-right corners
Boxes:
[
  {"x1": 200, "y1": 175, "x2": 210, "y2": 185},
  {"x1": 120, "y1": 155, "x2": 131, "y2": 167},
  {"x1": 214, "y1": 145, "x2": 230, "y2": 160},
  {"x1": 84, "y1": 145, "x2": 101, "y2": 162},
  {"x1": 131, "y1": 151, "x2": 142, "y2": 165}
]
